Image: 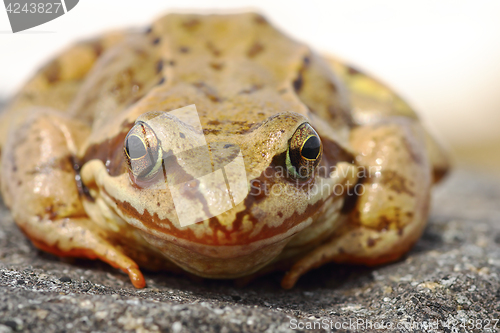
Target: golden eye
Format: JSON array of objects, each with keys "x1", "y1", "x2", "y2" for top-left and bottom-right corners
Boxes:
[
  {"x1": 124, "y1": 122, "x2": 162, "y2": 180},
  {"x1": 286, "y1": 123, "x2": 323, "y2": 179}
]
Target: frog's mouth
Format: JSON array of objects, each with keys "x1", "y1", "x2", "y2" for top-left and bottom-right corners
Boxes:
[{"x1": 105, "y1": 182, "x2": 323, "y2": 247}]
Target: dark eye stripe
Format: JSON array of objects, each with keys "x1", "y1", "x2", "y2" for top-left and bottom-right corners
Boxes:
[
  {"x1": 126, "y1": 135, "x2": 147, "y2": 159},
  {"x1": 301, "y1": 135, "x2": 321, "y2": 160}
]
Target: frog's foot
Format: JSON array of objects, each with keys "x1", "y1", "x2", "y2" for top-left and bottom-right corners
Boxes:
[
  {"x1": 282, "y1": 118, "x2": 432, "y2": 289},
  {"x1": 280, "y1": 221, "x2": 425, "y2": 289},
  {"x1": 20, "y1": 217, "x2": 146, "y2": 288}
]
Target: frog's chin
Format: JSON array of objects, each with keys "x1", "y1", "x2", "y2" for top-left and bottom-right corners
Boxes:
[{"x1": 124, "y1": 214, "x2": 315, "y2": 279}]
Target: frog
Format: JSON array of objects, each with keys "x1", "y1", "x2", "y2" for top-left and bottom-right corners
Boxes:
[{"x1": 0, "y1": 13, "x2": 449, "y2": 289}]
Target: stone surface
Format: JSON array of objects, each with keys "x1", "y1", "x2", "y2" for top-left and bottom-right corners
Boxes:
[{"x1": 0, "y1": 170, "x2": 499, "y2": 333}]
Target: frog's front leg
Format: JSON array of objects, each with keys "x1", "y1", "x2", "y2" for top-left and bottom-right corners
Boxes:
[
  {"x1": 0, "y1": 110, "x2": 146, "y2": 288},
  {"x1": 282, "y1": 118, "x2": 431, "y2": 288}
]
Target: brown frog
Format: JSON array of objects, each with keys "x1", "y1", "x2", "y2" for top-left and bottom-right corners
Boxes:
[{"x1": 0, "y1": 13, "x2": 449, "y2": 288}]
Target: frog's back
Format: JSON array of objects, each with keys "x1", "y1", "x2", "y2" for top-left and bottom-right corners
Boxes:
[
  {"x1": 3, "y1": 13, "x2": 353, "y2": 137},
  {"x1": 68, "y1": 13, "x2": 354, "y2": 143}
]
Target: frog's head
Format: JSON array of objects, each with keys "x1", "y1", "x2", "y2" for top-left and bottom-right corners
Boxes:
[{"x1": 81, "y1": 106, "x2": 356, "y2": 279}]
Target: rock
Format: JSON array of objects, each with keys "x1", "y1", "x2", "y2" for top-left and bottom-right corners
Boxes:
[{"x1": 0, "y1": 170, "x2": 499, "y2": 332}]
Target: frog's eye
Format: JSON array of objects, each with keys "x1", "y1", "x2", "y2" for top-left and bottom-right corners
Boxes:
[
  {"x1": 124, "y1": 122, "x2": 162, "y2": 180},
  {"x1": 286, "y1": 123, "x2": 323, "y2": 179}
]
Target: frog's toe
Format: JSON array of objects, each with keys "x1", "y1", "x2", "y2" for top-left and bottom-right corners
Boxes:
[
  {"x1": 66, "y1": 237, "x2": 146, "y2": 289},
  {"x1": 94, "y1": 245, "x2": 146, "y2": 288},
  {"x1": 127, "y1": 267, "x2": 146, "y2": 288}
]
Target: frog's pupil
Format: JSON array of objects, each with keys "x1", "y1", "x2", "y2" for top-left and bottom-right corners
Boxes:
[
  {"x1": 126, "y1": 135, "x2": 147, "y2": 159},
  {"x1": 301, "y1": 136, "x2": 321, "y2": 160}
]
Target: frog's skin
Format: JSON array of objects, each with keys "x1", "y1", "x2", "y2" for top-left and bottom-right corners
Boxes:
[{"x1": 0, "y1": 13, "x2": 449, "y2": 289}]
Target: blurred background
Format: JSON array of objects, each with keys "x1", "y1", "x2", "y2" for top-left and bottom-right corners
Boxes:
[{"x1": 1, "y1": 0, "x2": 499, "y2": 177}]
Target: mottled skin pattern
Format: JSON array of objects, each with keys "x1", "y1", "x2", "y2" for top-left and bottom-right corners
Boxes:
[{"x1": 0, "y1": 13, "x2": 449, "y2": 289}]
